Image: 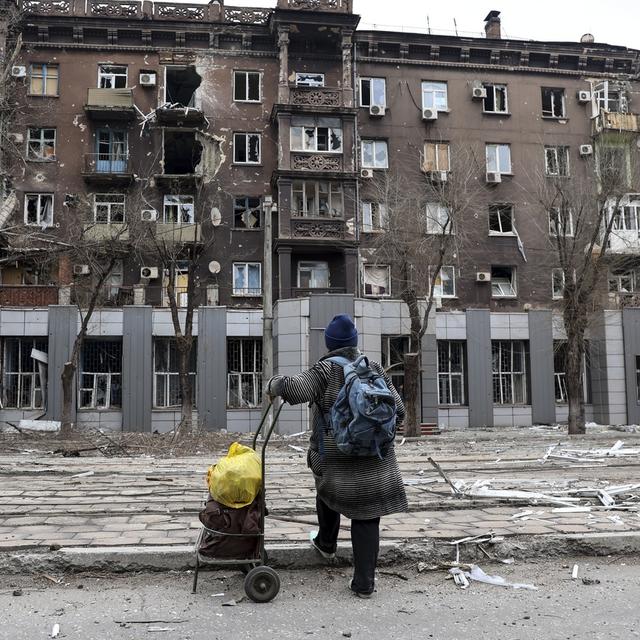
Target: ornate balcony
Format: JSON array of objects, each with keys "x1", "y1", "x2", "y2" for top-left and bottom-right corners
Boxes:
[
  {"x1": 276, "y1": 0, "x2": 353, "y2": 13},
  {"x1": 291, "y1": 218, "x2": 345, "y2": 239},
  {"x1": 84, "y1": 89, "x2": 136, "y2": 121},
  {"x1": 291, "y1": 154, "x2": 343, "y2": 172},
  {"x1": 290, "y1": 87, "x2": 342, "y2": 108}
]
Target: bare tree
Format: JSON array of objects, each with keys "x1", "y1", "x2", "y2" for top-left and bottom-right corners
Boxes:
[
  {"x1": 531, "y1": 133, "x2": 640, "y2": 434},
  {"x1": 367, "y1": 147, "x2": 481, "y2": 436}
]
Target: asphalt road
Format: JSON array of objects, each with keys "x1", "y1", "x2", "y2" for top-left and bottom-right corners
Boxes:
[{"x1": 3, "y1": 557, "x2": 639, "y2": 640}]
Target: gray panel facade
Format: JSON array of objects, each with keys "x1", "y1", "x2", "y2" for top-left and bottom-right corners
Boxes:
[
  {"x1": 622, "y1": 308, "x2": 640, "y2": 425},
  {"x1": 589, "y1": 313, "x2": 609, "y2": 424},
  {"x1": 528, "y1": 310, "x2": 556, "y2": 424},
  {"x1": 309, "y1": 294, "x2": 355, "y2": 364},
  {"x1": 122, "y1": 306, "x2": 152, "y2": 433},
  {"x1": 421, "y1": 332, "x2": 438, "y2": 424},
  {"x1": 46, "y1": 306, "x2": 78, "y2": 422},
  {"x1": 466, "y1": 309, "x2": 493, "y2": 427},
  {"x1": 198, "y1": 307, "x2": 227, "y2": 431}
]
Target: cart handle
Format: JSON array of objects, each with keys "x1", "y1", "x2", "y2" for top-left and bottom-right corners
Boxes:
[{"x1": 252, "y1": 399, "x2": 285, "y2": 452}]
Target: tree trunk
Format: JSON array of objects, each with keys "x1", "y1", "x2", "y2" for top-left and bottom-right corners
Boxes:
[
  {"x1": 565, "y1": 326, "x2": 586, "y2": 435},
  {"x1": 403, "y1": 352, "x2": 421, "y2": 437},
  {"x1": 175, "y1": 336, "x2": 193, "y2": 438},
  {"x1": 60, "y1": 362, "x2": 76, "y2": 435}
]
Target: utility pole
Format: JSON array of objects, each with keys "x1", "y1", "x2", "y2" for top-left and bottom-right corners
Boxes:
[{"x1": 262, "y1": 196, "x2": 276, "y2": 409}]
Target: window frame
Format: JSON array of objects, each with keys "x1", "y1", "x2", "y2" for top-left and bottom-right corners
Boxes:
[
  {"x1": 541, "y1": 87, "x2": 567, "y2": 118},
  {"x1": 423, "y1": 142, "x2": 451, "y2": 173},
  {"x1": 233, "y1": 70, "x2": 262, "y2": 103},
  {"x1": 381, "y1": 335, "x2": 410, "y2": 400},
  {"x1": 488, "y1": 203, "x2": 515, "y2": 235},
  {"x1": 292, "y1": 180, "x2": 344, "y2": 218},
  {"x1": 361, "y1": 201, "x2": 387, "y2": 233},
  {"x1": 359, "y1": 77, "x2": 386, "y2": 108},
  {"x1": 295, "y1": 72, "x2": 325, "y2": 87},
  {"x1": 93, "y1": 193, "x2": 125, "y2": 224},
  {"x1": 433, "y1": 265, "x2": 456, "y2": 298},
  {"x1": 554, "y1": 340, "x2": 591, "y2": 404},
  {"x1": 24, "y1": 193, "x2": 54, "y2": 227},
  {"x1": 28, "y1": 63, "x2": 59, "y2": 97},
  {"x1": 26, "y1": 127, "x2": 56, "y2": 161},
  {"x1": 491, "y1": 266, "x2": 517, "y2": 298},
  {"x1": 153, "y1": 337, "x2": 197, "y2": 409},
  {"x1": 162, "y1": 194, "x2": 194, "y2": 224},
  {"x1": 544, "y1": 145, "x2": 570, "y2": 177},
  {"x1": 227, "y1": 338, "x2": 263, "y2": 409},
  {"x1": 437, "y1": 340, "x2": 466, "y2": 406},
  {"x1": 233, "y1": 132, "x2": 262, "y2": 165},
  {"x1": 486, "y1": 143, "x2": 512, "y2": 175},
  {"x1": 290, "y1": 121, "x2": 343, "y2": 154},
  {"x1": 483, "y1": 84, "x2": 509, "y2": 114},
  {"x1": 97, "y1": 64, "x2": 128, "y2": 89},
  {"x1": 361, "y1": 139, "x2": 389, "y2": 169},
  {"x1": 232, "y1": 262, "x2": 262, "y2": 297},
  {"x1": 297, "y1": 261, "x2": 330, "y2": 289},
  {"x1": 363, "y1": 264, "x2": 391, "y2": 297},
  {"x1": 78, "y1": 339, "x2": 123, "y2": 410},
  {"x1": 233, "y1": 196, "x2": 262, "y2": 229},
  {"x1": 492, "y1": 340, "x2": 528, "y2": 405},
  {"x1": 425, "y1": 202, "x2": 453, "y2": 235},
  {"x1": 548, "y1": 207, "x2": 574, "y2": 236},
  {"x1": 421, "y1": 81, "x2": 448, "y2": 112},
  {"x1": 552, "y1": 268, "x2": 566, "y2": 300},
  {"x1": 1, "y1": 338, "x2": 47, "y2": 410}
]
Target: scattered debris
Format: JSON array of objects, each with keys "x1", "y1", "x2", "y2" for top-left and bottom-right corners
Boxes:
[
  {"x1": 69, "y1": 471, "x2": 95, "y2": 479},
  {"x1": 12, "y1": 589, "x2": 22, "y2": 596},
  {"x1": 571, "y1": 565, "x2": 579, "y2": 580},
  {"x1": 378, "y1": 570, "x2": 409, "y2": 581},
  {"x1": 450, "y1": 568, "x2": 470, "y2": 589},
  {"x1": 18, "y1": 420, "x2": 61, "y2": 433},
  {"x1": 450, "y1": 565, "x2": 537, "y2": 591},
  {"x1": 582, "y1": 578, "x2": 601, "y2": 586},
  {"x1": 221, "y1": 600, "x2": 237, "y2": 607},
  {"x1": 51, "y1": 624, "x2": 60, "y2": 638},
  {"x1": 147, "y1": 628, "x2": 174, "y2": 633},
  {"x1": 427, "y1": 457, "x2": 461, "y2": 495},
  {"x1": 287, "y1": 445, "x2": 305, "y2": 453},
  {"x1": 41, "y1": 574, "x2": 63, "y2": 585}
]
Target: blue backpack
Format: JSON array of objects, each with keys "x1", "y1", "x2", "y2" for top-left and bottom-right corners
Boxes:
[{"x1": 322, "y1": 354, "x2": 397, "y2": 459}]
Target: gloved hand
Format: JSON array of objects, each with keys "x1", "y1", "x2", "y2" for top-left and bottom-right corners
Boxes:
[{"x1": 265, "y1": 376, "x2": 283, "y2": 400}]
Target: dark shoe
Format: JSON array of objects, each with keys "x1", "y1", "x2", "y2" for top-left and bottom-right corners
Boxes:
[
  {"x1": 349, "y1": 579, "x2": 373, "y2": 599},
  {"x1": 310, "y1": 530, "x2": 336, "y2": 560}
]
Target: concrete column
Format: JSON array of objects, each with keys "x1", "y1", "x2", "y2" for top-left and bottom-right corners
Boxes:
[
  {"x1": 341, "y1": 29, "x2": 354, "y2": 107},
  {"x1": 277, "y1": 27, "x2": 290, "y2": 103},
  {"x1": 197, "y1": 307, "x2": 227, "y2": 430},
  {"x1": 421, "y1": 330, "x2": 438, "y2": 425},
  {"x1": 528, "y1": 309, "x2": 556, "y2": 424},
  {"x1": 466, "y1": 309, "x2": 493, "y2": 427},
  {"x1": 623, "y1": 308, "x2": 640, "y2": 425},
  {"x1": 344, "y1": 248, "x2": 359, "y2": 296},
  {"x1": 277, "y1": 246, "x2": 292, "y2": 299},
  {"x1": 122, "y1": 306, "x2": 153, "y2": 432},
  {"x1": 46, "y1": 306, "x2": 78, "y2": 423},
  {"x1": 133, "y1": 285, "x2": 146, "y2": 305}
]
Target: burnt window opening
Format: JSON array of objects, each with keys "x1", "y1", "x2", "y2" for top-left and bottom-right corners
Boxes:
[
  {"x1": 163, "y1": 131, "x2": 202, "y2": 175},
  {"x1": 542, "y1": 88, "x2": 566, "y2": 118},
  {"x1": 483, "y1": 84, "x2": 508, "y2": 114},
  {"x1": 489, "y1": 204, "x2": 514, "y2": 234},
  {"x1": 164, "y1": 66, "x2": 201, "y2": 108},
  {"x1": 79, "y1": 340, "x2": 122, "y2": 410},
  {"x1": 234, "y1": 196, "x2": 262, "y2": 229}
]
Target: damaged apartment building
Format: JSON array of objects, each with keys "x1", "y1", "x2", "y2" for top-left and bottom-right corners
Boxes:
[{"x1": 0, "y1": 0, "x2": 640, "y2": 433}]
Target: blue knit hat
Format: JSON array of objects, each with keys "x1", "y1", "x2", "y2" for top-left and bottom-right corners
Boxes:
[{"x1": 324, "y1": 314, "x2": 358, "y2": 352}]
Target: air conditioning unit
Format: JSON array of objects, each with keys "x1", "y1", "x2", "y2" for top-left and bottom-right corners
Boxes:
[
  {"x1": 141, "y1": 209, "x2": 158, "y2": 222},
  {"x1": 486, "y1": 172, "x2": 502, "y2": 184},
  {"x1": 422, "y1": 107, "x2": 438, "y2": 121},
  {"x1": 577, "y1": 90, "x2": 591, "y2": 103},
  {"x1": 369, "y1": 104, "x2": 386, "y2": 117},
  {"x1": 360, "y1": 168, "x2": 374, "y2": 179},
  {"x1": 139, "y1": 72, "x2": 157, "y2": 87},
  {"x1": 429, "y1": 170, "x2": 448, "y2": 183},
  {"x1": 140, "y1": 266, "x2": 159, "y2": 280},
  {"x1": 11, "y1": 65, "x2": 26, "y2": 78},
  {"x1": 476, "y1": 271, "x2": 491, "y2": 282},
  {"x1": 579, "y1": 144, "x2": 593, "y2": 157},
  {"x1": 73, "y1": 264, "x2": 90, "y2": 276},
  {"x1": 472, "y1": 86, "x2": 487, "y2": 100}
]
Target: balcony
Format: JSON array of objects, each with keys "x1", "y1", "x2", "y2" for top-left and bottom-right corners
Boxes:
[
  {"x1": 0, "y1": 285, "x2": 58, "y2": 307},
  {"x1": 156, "y1": 105, "x2": 205, "y2": 127},
  {"x1": 276, "y1": 0, "x2": 353, "y2": 13},
  {"x1": 83, "y1": 223, "x2": 129, "y2": 242},
  {"x1": 290, "y1": 86, "x2": 343, "y2": 108},
  {"x1": 82, "y1": 153, "x2": 134, "y2": 185},
  {"x1": 84, "y1": 88, "x2": 136, "y2": 121},
  {"x1": 290, "y1": 154, "x2": 344, "y2": 172},
  {"x1": 593, "y1": 111, "x2": 640, "y2": 135},
  {"x1": 155, "y1": 223, "x2": 202, "y2": 244},
  {"x1": 291, "y1": 217, "x2": 346, "y2": 239},
  {"x1": 292, "y1": 287, "x2": 347, "y2": 297},
  {"x1": 71, "y1": 285, "x2": 135, "y2": 308}
]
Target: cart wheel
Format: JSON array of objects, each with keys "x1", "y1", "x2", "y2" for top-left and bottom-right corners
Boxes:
[{"x1": 244, "y1": 566, "x2": 280, "y2": 603}]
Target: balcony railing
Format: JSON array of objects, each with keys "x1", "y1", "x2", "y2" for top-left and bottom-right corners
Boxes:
[
  {"x1": 155, "y1": 223, "x2": 202, "y2": 244},
  {"x1": 83, "y1": 153, "x2": 132, "y2": 177},
  {"x1": 292, "y1": 287, "x2": 347, "y2": 298},
  {"x1": 291, "y1": 218, "x2": 345, "y2": 239},
  {"x1": 276, "y1": 0, "x2": 353, "y2": 13},
  {"x1": 0, "y1": 285, "x2": 59, "y2": 307},
  {"x1": 593, "y1": 111, "x2": 640, "y2": 135},
  {"x1": 290, "y1": 154, "x2": 343, "y2": 172},
  {"x1": 290, "y1": 87, "x2": 343, "y2": 108},
  {"x1": 71, "y1": 286, "x2": 135, "y2": 308}
]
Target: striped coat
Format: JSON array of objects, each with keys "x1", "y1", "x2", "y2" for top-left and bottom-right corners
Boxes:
[{"x1": 270, "y1": 347, "x2": 408, "y2": 520}]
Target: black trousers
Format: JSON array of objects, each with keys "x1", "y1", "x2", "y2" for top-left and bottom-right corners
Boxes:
[{"x1": 315, "y1": 496, "x2": 380, "y2": 594}]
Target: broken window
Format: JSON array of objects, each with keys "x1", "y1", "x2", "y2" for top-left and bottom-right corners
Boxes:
[
  {"x1": 234, "y1": 197, "x2": 262, "y2": 229},
  {"x1": 297, "y1": 261, "x2": 329, "y2": 289},
  {"x1": 492, "y1": 341, "x2": 527, "y2": 404},
  {"x1": 1, "y1": 338, "x2": 47, "y2": 409},
  {"x1": 491, "y1": 266, "x2": 517, "y2": 297},
  {"x1": 295, "y1": 72, "x2": 324, "y2": 87},
  {"x1": 381, "y1": 335, "x2": 409, "y2": 399},
  {"x1": 290, "y1": 117, "x2": 343, "y2": 153},
  {"x1": 163, "y1": 130, "x2": 202, "y2": 175},
  {"x1": 163, "y1": 195, "x2": 194, "y2": 224},
  {"x1": 233, "y1": 133, "x2": 261, "y2": 164},
  {"x1": 105, "y1": 259, "x2": 124, "y2": 302},
  {"x1": 422, "y1": 81, "x2": 448, "y2": 111},
  {"x1": 79, "y1": 340, "x2": 122, "y2": 410},
  {"x1": 426, "y1": 203, "x2": 452, "y2": 235},
  {"x1": 24, "y1": 193, "x2": 53, "y2": 227},
  {"x1": 361, "y1": 139, "x2": 388, "y2": 169},
  {"x1": 96, "y1": 129, "x2": 128, "y2": 173},
  {"x1": 29, "y1": 63, "x2": 58, "y2": 96},
  {"x1": 292, "y1": 181, "x2": 343, "y2": 218},
  {"x1": 234, "y1": 70, "x2": 261, "y2": 102},
  {"x1": 552, "y1": 268, "x2": 565, "y2": 299},
  {"x1": 486, "y1": 144, "x2": 512, "y2": 174},
  {"x1": 423, "y1": 142, "x2": 450, "y2": 172},
  {"x1": 94, "y1": 194, "x2": 125, "y2": 224},
  {"x1": 361, "y1": 202, "x2": 387, "y2": 232},
  {"x1": 98, "y1": 65, "x2": 127, "y2": 89},
  {"x1": 164, "y1": 66, "x2": 201, "y2": 108},
  {"x1": 541, "y1": 88, "x2": 566, "y2": 118},
  {"x1": 363, "y1": 264, "x2": 391, "y2": 297},
  {"x1": 554, "y1": 341, "x2": 591, "y2": 403},
  {"x1": 608, "y1": 269, "x2": 640, "y2": 293},
  {"x1": 153, "y1": 338, "x2": 197, "y2": 409},
  {"x1": 548, "y1": 207, "x2": 574, "y2": 236},
  {"x1": 162, "y1": 262, "x2": 190, "y2": 308},
  {"x1": 433, "y1": 265, "x2": 456, "y2": 298},
  {"x1": 438, "y1": 340, "x2": 466, "y2": 405},
  {"x1": 612, "y1": 202, "x2": 640, "y2": 232},
  {"x1": 592, "y1": 81, "x2": 627, "y2": 114},
  {"x1": 598, "y1": 144, "x2": 630, "y2": 188},
  {"x1": 489, "y1": 204, "x2": 514, "y2": 234},
  {"x1": 233, "y1": 262, "x2": 261, "y2": 296},
  {"x1": 545, "y1": 146, "x2": 570, "y2": 177},
  {"x1": 483, "y1": 84, "x2": 508, "y2": 113},
  {"x1": 359, "y1": 77, "x2": 386, "y2": 107},
  {"x1": 227, "y1": 338, "x2": 262, "y2": 409},
  {"x1": 27, "y1": 128, "x2": 56, "y2": 160}
]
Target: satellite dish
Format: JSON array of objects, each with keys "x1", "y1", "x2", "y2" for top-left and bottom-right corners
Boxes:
[
  {"x1": 210, "y1": 207, "x2": 222, "y2": 226},
  {"x1": 208, "y1": 260, "x2": 221, "y2": 274},
  {"x1": 580, "y1": 33, "x2": 595, "y2": 43}
]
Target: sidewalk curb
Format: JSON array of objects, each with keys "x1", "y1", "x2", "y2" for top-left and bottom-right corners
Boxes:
[{"x1": 2, "y1": 532, "x2": 640, "y2": 575}]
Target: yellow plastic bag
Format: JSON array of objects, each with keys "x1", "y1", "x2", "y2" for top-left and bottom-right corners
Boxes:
[{"x1": 206, "y1": 442, "x2": 262, "y2": 509}]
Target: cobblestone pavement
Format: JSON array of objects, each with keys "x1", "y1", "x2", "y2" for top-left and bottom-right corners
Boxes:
[{"x1": 1, "y1": 426, "x2": 639, "y2": 551}]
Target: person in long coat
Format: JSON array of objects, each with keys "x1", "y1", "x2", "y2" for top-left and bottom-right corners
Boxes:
[{"x1": 267, "y1": 314, "x2": 407, "y2": 597}]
